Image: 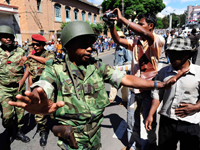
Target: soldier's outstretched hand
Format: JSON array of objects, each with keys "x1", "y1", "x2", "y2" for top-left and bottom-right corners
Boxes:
[
  {"x1": 8, "y1": 87, "x2": 65, "y2": 115},
  {"x1": 161, "y1": 67, "x2": 189, "y2": 89}
]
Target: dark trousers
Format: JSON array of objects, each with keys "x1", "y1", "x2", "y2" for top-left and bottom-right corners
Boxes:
[
  {"x1": 159, "y1": 115, "x2": 200, "y2": 150},
  {"x1": 127, "y1": 91, "x2": 157, "y2": 149}
]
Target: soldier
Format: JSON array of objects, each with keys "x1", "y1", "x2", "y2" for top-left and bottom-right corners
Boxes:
[
  {"x1": 20, "y1": 34, "x2": 55, "y2": 147},
  {"x1": 9, "y1": 21, "x2": 187, "y2": 150},
  {"x1": 0, "y1": 25, "x2": 30, "y2": 144}
]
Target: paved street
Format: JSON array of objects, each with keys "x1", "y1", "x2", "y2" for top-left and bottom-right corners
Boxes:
[{"x1": 0, "y1": 47, "x2": 199, "y2": 150}]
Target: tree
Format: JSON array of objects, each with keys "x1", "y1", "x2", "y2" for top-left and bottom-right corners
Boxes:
[
  {"x1": 61, "y1": 21, "x2": 103, "y2": 35},
  {"x1": 101, "y1": 0, "x2": 166, "y2": 21},
  {"x1": 60, "y1": 22, "x2": 70, "y2": 29},
  {"x1": 171, "y1": 13, "x2": 179, "y2": 28},
  {"x1": 161, "y1": 16, "x2": 169, "y2": 29},
  {"x1": 179, "y1": 11, "x2": 187, "y2": 28},
  {"x1": 156, "y1": 18, "x2": 163, "y2": 29}
]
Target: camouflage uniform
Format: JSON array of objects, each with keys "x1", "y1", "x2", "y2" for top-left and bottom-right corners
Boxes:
[
  {"x1": 31, "y1": 55, "x2": 126, "y2": 150},
  {"x1": 0, "y1": 47, "x2": 27, "y2": 129},
  {"x1": 28, "y1": 50, "x2": 55, "y2": 131}
]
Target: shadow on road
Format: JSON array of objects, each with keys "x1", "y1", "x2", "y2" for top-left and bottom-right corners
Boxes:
[
  {"x1": 101, "y1": 114, "x2": 128, "y2": 147},
  {"x1": 0, "y1": 113, "x2": 57, "y2": 150}
]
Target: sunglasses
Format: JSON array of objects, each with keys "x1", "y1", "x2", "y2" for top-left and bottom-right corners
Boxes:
[{"x1": 31, "y1": 43, "x2": 41, "y2": 47}]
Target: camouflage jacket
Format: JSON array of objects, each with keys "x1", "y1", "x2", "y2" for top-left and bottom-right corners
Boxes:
[
  {"x1": 31, "y1": 56, "x2": 125, "y2": 144},
  {"x1": 28, "y1": 50, "x2": 55, "y2": 82},
  {"x1": 0, "y1": 47, "x2": 27, "y2": 86}
]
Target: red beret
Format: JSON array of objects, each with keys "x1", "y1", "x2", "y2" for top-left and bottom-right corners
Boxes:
[{"x1": 31, "y1": 34, "x2": 47, "y2": 42}]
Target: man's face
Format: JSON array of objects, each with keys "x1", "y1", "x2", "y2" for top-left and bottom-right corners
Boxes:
[
  {"x1": 167, "y1": 50, "x2": 191, "y2": 69},
  {"x1": 32, "y1": 40, "x2": 44, "y2": 53},
  {"x1": 67, "y1": 36, "x2": 94, "y2": 64},
  {"x1": 0, "y1": 33, "x2": 14, "y2": 45},
  {"x1": 138, "y1": 18, "x2": 152, "y2": 31},
  {"x1": 138, "y1": 18, "x2": 153, "y2": 40}
]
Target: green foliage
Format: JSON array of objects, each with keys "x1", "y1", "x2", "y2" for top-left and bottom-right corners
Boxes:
[
  {"x1": 161, "y1": 11, "x2": 186, "y2": 29},
  {"x1": 61, "y1": 21, "x2": 103, "y2": 35},
  {"x1": 115, "y1": 25, "x2": 121, "y2": 31},
  {"x1": 94, "y1": 23, "x2": 103, "y2": 34},
  {"x1": 179, "y1": 11, "x2": 187, "y2": 28},
  {"x1": 161, "y1": 16, "x2": 169, "y2": 29},
  {"x1": 101, "y1": 0, "x2": 166, "y2": 21},
  {"x1": 156, "y1": 18, "x2": 163, "y2": 29},
  {"x1": 60, "y1": 22, "x2": 70, "y2": 29}
]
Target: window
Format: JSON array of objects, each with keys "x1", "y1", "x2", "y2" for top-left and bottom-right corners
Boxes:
[
  {"x1": 54, "y1": 4, "x2": 61, "y2": 22},
  {"x1": 94, "y1": 15, "x2": 96, "y2": 25},
  {"x1": 65, "y1": 6, "x2": 71, "y2": 22},
  {"x1": 37, "y1": 0, "x2": 41, "y2": 11},
  {"x1": 6, "y1": 0, "x2": 10, "y2": 5},
  {"x1": 88, "y1": 13, "x2": 91, "y2": 24},
  {"x1": 74, "y1": 9, "x2": 79, "y2": 21},
  {"x1": 82, "y1": 11, "x2": 85, "y2": 22}
]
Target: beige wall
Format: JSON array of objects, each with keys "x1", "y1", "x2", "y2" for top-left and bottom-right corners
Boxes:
[{"x1": 0, "y1": 0, "x2": 101, "y2": 42}]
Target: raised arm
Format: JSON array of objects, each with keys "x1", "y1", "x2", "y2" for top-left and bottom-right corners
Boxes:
[
  {"x1": 109, "y1": 8, "x2": 154, "y2": 46},
  {"x1": 121, "y1": 67, "x2": 189, "y2": 90},
  {"x1": 28, "y1": 54, "x2": 48, "y2": 64}
]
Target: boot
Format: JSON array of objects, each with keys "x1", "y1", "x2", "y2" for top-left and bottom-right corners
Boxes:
[
  {"x1": 39, "y1": 130, "x2": 48, "y2": 147},
  {"x1": 16, "y1": 130, "x2": 30, "y2": 143}
]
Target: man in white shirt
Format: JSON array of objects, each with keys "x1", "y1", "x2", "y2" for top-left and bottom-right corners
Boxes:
[{"x1": 145, "y1": 36, "x2": 200, "y2": 150}]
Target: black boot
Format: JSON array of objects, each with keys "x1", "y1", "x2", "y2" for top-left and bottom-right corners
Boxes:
[
  {"x1": 16, "y1": 130, "x2": 30, "y2": 143},
  {"x1": 39, "y1": 130, "x2": 48, "y2": 147}
]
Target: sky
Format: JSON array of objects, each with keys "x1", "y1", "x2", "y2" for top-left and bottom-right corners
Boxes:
[{"x1": 87, "y1": 0, "x2": 200, "y2": 15}]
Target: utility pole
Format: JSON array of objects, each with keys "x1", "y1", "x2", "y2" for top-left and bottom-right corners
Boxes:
[{"x1": 169, "y1": 14, "x2": 172, "y2": 30}]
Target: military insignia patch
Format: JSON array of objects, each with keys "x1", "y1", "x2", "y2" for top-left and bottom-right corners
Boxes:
[{"x1": 66, "y1": 78, "x2": 72, "y2": 84}]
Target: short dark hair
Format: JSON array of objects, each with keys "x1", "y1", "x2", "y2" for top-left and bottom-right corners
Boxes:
[
  {"x1": 138, "y1": 12, "x2": 157, "y2": 29},
  {"x1": 191, "y1": 28, "x2": 196, "y2": 34}
]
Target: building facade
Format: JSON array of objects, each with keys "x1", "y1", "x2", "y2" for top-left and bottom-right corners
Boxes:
[
  {"x1": 0, "y1": 3, "x2": 21, "y2": 44},
  {"x1": 0, "y1": 0, "x2": 101, "y2": 45},
  {"x1": 187, "y1": 4, "x2": 200, "y2": 23}
]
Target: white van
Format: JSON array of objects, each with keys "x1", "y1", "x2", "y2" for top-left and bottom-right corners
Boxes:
[{"x1": 180, "y1": 23, "x2": 200, "y2": 37}]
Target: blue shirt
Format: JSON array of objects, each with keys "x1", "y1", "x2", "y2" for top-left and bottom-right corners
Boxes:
[
  {"x1": 114, "y1": 45, "x2": 132, "y2": 66},
  {"x1": 46, "y1": 44, "x2": 54, "y2": 51}
]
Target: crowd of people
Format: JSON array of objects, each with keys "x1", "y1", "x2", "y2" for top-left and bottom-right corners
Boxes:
[{"x1": 0, "y1": 7, "x2": 199, "y2": 150}]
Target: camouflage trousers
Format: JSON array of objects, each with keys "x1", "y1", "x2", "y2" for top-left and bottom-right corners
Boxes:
[
  {"x1": 34, "y1": 93, "x2": 55, "y2": 131},
  {"x1": 0, "y1": 84, "x2": 25, "y2": 129},
  {"x1": 58, "y1": 127, "x2": 101, "y2": 150},
  {"x1": 35, "y1": 114, "x2": 47, "y2": 131}
]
